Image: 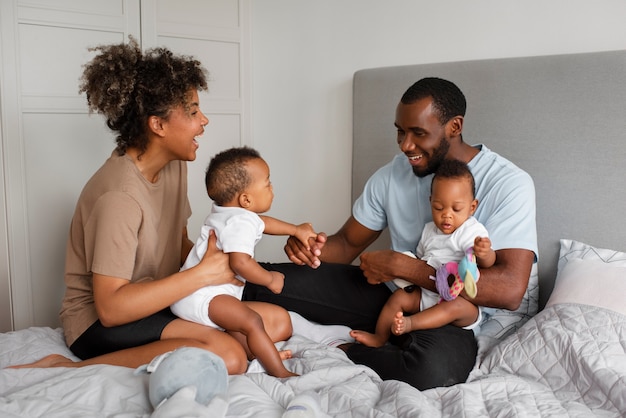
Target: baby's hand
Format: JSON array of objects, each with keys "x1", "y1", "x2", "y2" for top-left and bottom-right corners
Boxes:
[
  {"x1": 293, "y1": 223, "x2": 318, "y2": 251},
  {"x1": 473, "y1": 236, "x2": 492, "y2": 258},
  {"x1": 267, "y1": 271, "x2": 285, "y2": 294}
]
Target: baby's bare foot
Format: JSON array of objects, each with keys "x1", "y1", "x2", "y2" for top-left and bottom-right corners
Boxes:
[
  {"x1": 276, "y1": 370, "x2": 299, "y2": 378},
  {"x1": 349, "y1": 330, "x2": 386, "y2": 348},
  {"x1": 392, "y1": 311, "x2": 412, "y2": 336},
  {"x1": 7, "y1": 354, "x2": 74, "y2": 369},
  {"x1": 279, "y1": 349, "x2": 293, "y2": 360}
]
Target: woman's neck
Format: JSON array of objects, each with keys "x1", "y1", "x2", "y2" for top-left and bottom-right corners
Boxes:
[{"x1": 125, "y1": 147, "x2": 167, "y2": 183}]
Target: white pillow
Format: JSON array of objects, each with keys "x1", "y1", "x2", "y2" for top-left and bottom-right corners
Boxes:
[{"x1": 546, "y1": 239, "x2": 626, "y2": 315}]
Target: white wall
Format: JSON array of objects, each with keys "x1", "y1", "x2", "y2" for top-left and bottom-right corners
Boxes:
[{"x1": 249, "y1": 0, "x2": 626, "y2": 262}]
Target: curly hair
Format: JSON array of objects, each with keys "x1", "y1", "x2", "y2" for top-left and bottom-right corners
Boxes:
[
  {"x1": 79, "y1": 37, "x2": 208, "y2": 156},
  {"x1": 431, "y1": 159, "x2": 476, "y2": 198},
  {"x1": 205, "y1": 147, "x2": 262, "y2": 206},
  {"x1": 401, "y1": 77, "x2": 466, "y2": 125}
]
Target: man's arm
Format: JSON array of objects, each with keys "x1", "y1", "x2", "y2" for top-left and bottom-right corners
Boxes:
[
  {"x1": 466, "y1": 248, "x2": 534, "y2": 311},
  {"x1": 359, "y1": 249, "x2": 436, "y2": 290},
  {"x1": 360, "y1": 246, "x2": 533, "y2": 311}
]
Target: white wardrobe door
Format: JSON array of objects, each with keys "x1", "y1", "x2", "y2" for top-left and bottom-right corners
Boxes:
[
  {"x1": 0, "y1": 0, "x2": 250, "y2": 330},
  {"x1": 1, "y1": 0, "x2": 141, "y2": 331}
]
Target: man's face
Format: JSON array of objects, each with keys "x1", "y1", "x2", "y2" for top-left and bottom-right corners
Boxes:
[{"x1": 395, "y1": 98, "x2": 449, "y2": 177}]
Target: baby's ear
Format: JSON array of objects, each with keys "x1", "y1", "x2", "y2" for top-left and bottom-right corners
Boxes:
[
  {"x1": 470, "y1": 199, "x2": 479, "y2": 214},
  {"x1": 239, "y1": 193, "x2": 252, "y2": 209}
]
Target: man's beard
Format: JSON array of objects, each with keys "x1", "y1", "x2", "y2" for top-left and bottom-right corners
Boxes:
[{"x1": 412, "y1": 137, "x2": 450, "y2": 177}]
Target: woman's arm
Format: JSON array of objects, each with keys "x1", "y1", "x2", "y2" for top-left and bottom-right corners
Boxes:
[{"x1": 93, "y1": 231, "x2": 239, "y2": 327}]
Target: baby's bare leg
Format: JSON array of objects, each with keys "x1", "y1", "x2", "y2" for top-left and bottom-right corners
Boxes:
[
  {"x1": 394, "y1": 297, "x2": 479, "y2": 334},
  {"x1": 242, "y1": 301, "x2": 294, "y2": 363},
  {"x1": 210, "y1": 296, "x2": 297, "y2": 378},
  {"x1": 351, "y1": 288, "x2": 421, "y2": 347}
]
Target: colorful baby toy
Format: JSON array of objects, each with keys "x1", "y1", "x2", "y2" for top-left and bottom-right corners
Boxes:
[{"x1": 431, "y1": 248, "x2": 479, "y2": 301}]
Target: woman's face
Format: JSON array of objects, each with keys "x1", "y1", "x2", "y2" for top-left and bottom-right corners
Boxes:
[{"x1": 161, "y1": 89, "x2": 209, "y2": 162}]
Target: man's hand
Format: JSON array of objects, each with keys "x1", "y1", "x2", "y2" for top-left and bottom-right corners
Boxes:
[
  {"x1": 359, "y1": 250, "x2": 403, "y2": 285},
  {"x1": 293, "y1": 223, "x2": 320, "y2": 251},
  {"x1": 360, "y1": 250, "x2": 436, "y2": 291},
  {"x1": 284, "y1": 232, "x2": 326, "y2": 268}
]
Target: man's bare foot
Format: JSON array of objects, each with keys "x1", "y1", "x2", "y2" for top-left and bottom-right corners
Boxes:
[
  {"x1": 7, "y1": 354, "x2": 74, "y2": 369},
  {"x1": 349, "y1": 330, "x2": 386, "y2": 348},
  {"x1": 392, "y1": 311, "x2": 412, "y2": 336},
  {"x1": 278, "y1": 349, "x2": 293, "y2": 360}
]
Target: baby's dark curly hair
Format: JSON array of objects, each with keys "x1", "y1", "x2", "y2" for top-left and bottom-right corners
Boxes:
[
  {"x1": 431, "y1": 159, "x2": 476, "y2": 198},
  {"x1": 79, "y1": 37, "x2": 208, "y2": 156},
  {"x1": 205, "y1": 147, "x2": 262, "y2": 206}
]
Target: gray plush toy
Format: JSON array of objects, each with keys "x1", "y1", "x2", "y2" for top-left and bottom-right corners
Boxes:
[{"x1": 136, "y1": 347, "x2": 229, "y2": 416}]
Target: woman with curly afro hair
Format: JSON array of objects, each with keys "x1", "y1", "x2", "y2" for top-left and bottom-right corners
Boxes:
[{"x1": 10, "y1": 38, "x2": 289, "y2": 374}]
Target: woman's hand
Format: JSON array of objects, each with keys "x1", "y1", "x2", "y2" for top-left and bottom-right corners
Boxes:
[{"x1": 193, "y1": 230, "x2": 239, "y2": 287}]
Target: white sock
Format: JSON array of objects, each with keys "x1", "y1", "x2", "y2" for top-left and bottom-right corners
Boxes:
[
  {"x1": 246, "y1": 358, "x2": 266, "y2": 374},
  {"x1": 288, "y1": 311, "x2": 354, "y2": 347}
]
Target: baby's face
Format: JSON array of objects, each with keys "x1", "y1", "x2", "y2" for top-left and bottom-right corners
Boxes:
[
  {"x1": 244, "y1": 158, "x2": 274, "y2": 213},
  {"x1": 429, "y1": 176, "x2": 477, "y2": 234}
]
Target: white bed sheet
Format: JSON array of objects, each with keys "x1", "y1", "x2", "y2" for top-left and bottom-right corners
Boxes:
[{"x1": 1, "y1": 304, "x2": 625, "y2": 417}]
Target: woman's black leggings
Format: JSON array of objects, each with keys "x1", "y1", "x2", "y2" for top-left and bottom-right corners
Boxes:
[{"x1": 243, "y1": 262, "x2": 477, "y2": 390}]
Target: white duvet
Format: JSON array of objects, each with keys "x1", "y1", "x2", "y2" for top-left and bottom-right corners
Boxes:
[{"x1": 1, "y1": 304, "x2": 625, "y2": 417}]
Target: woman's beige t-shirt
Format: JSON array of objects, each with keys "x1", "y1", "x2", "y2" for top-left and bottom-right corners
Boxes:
[{"x1": 60, "y1": 152, "x2": 191, "y2": 346}]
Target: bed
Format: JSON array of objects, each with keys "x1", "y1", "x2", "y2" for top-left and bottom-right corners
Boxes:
[{"x1": 2, "y1": 50, "x2": 626, "y2": 417}]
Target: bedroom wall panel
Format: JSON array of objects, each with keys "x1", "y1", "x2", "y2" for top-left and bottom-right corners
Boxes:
[{"x1": 0, "y1": 0, "x2": 251, "y2": 331}]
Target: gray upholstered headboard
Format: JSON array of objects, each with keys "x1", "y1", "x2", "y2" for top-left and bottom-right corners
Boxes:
[{"x1": 352, "y1": 50, "x2": 626, "y2": 309}]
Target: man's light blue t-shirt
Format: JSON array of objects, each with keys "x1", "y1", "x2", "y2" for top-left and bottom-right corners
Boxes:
[{"x1": 352, "y1": 144, "x2": 539, "y2": 343}]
